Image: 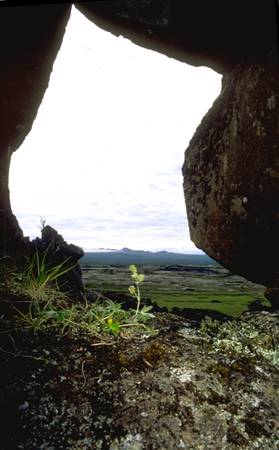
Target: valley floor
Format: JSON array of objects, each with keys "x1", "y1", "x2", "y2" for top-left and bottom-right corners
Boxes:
[{"x1": 82, "y1": 264, "x2": 270, "y2": 317}]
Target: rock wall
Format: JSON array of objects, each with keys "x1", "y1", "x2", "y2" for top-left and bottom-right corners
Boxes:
[
  {"x1": 32, "y1": 225, "x2": 84, "y2": 296},
  {"x1": 77, "y1": 0, "x2": 278, "y2": 73},
  {"x1": 183, "y1": 64, "x2": 279, "y2": 288},
  {"x1": 79, "y1": 1, "x2": 279, "y2": 293},
  {"x1": 0, "y1": 3, "x2": 71, "y2": 256},
  {"x1": 0, "y1": 1, "x2": 278, "y2": 296}
]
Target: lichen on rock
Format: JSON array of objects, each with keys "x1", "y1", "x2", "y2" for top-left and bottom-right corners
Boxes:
[
  {"x1": 0, "y1": 310, "x2": 278, "y2": 449},
  {"x1": 183, "y1": 64, "x2": 279, "y2": 294}
]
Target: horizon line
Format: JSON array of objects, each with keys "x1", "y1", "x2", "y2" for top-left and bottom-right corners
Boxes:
[{"x1": 83, "y1": 247, "x2": 204, "y2": 254}]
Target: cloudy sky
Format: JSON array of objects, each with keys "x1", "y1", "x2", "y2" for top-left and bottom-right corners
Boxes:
[{"x1": 9, "y1": 6, "x2": 221, "y2": 253}]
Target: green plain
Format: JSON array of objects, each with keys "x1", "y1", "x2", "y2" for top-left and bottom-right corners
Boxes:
[{"x1": 82, "y1": 265, "x2": 270, "y2": 317}]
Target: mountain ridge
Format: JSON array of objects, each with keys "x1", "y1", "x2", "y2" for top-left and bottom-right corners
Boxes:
[{"x1": 81, "y1": 248, "x2": 217, "y2": 266}]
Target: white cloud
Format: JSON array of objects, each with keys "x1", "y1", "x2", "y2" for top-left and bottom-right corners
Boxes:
[{"x1": 9, "y1": 6, "x2": 221, "y2": 252}]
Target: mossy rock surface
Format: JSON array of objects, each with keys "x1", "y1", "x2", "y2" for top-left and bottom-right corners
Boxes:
[{"x1": 0, "y1": 305, "x2": 278, "y2": 449}]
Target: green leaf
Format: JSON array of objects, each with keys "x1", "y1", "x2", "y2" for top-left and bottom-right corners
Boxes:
[
  {"x1": 108, "y1": 321, "x2": 120, "y2": 336},
  {"x1": 140, "y1": 305, "x2": 153, "y2": 314}
]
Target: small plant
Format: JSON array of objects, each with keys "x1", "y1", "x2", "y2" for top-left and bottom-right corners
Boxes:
[
  {"x1": 128, "y1": 264, "x2": 144, "y2": 316},
  {"x1": 14, "y1": 296, "x2": 123, "y2": 337},
  {"x1": 132, "y1": 304, "x2": 155, "y2": 323},
  {"x1": 128, "y1": 264, "x2": 154, "y2": 321},
  {"x1": 12, "y1": 262, "x2": 155, "y2": 338},
  {"x1": 107, "y1": 317, "x2": 120, "y2": 336},
  {"x1": 20, "y1": 248, "x2": 75, "y2": 302}
]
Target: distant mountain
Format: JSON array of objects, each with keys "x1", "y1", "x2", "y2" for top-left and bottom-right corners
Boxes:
[{"x1": 80, "y1": 248, "x2": 217, "y2": 266}]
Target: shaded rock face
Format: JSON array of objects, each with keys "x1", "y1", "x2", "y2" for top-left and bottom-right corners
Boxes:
[
  {"x1": 77, "y1": 0, "x2": 278, "y2": 73},
  {"x1": 183, "y1": 64, "x2": 279, "y2": 289},
  {"x1": 0, "y1": 2, "x2": 278, "y2": 297},
  {"x1": 0, "y1": 3, "x2": 71, "y2": 258},
  {"x1": 32, "y1": 226, "x2": 84, "y2": 296},
  {"x1": 0, "y1": 210, "x2": 28, "y2": 259}
]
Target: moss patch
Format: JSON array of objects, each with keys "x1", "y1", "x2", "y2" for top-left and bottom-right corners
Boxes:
[{"x1": 0, "y1": 305, "x2": 278, "y2": 449}]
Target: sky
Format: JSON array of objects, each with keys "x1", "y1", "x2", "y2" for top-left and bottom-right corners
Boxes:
[{"x1": 9, "y1": 6, "x2": 221, "y2": 253}]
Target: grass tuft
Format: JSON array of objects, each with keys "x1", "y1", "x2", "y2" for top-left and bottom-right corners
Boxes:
[{"x1": 10, "y1": 260, "x2": 154, "y2": 338}]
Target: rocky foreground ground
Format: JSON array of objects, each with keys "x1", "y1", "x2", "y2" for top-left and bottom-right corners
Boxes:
[{"x1": 0, "y1": 307, "x2": 278, "y2": 450}]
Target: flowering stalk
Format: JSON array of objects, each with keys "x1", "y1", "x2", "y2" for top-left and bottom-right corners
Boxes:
[{"x1": 128, "y1": 264, "x2": 144, "y2": 317}]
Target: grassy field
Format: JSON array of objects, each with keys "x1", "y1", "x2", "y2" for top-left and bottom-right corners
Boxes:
[
  {"x1": 148, "y1": 292, "x2": 267, "y2": 316},
  {"x1": 82, "y1": 264, "x2": 270, "y2": 317}
]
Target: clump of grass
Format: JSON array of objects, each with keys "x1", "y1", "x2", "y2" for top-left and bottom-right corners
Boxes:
[
  {"x1": 12, "y1": 260, "x2": 154, "y2": 338},
  {"x1": 14, "y1": 296, "x2": 138, "y2": 337},
  {"x1": 18, "y1": 248, "x2": 74, "y2": 300}
]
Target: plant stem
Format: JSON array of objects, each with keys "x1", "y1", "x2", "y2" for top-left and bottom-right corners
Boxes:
[{"x1": 135, "y1": 282, "x2": 141, "y2": 316}]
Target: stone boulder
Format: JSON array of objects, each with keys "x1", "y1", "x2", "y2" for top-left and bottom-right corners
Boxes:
[
  {"x1": 183, "y1": 64, "x2": 279, "y2": 292},
  {"x1": 32, "y1": 225, "x2": 84, "y2": 297},
  {"x1": 0, "y1": 210, "x2": 29, "y2": 260},
  {"x1": 0, "y1": 2, "x2": 278, "y2": 304},
  {"x1": 0, "y1": 3, "x2": 71, "y2": 258},
  {"x1": 77, "y1": 0, "x2": 278, "y2": 73}
]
